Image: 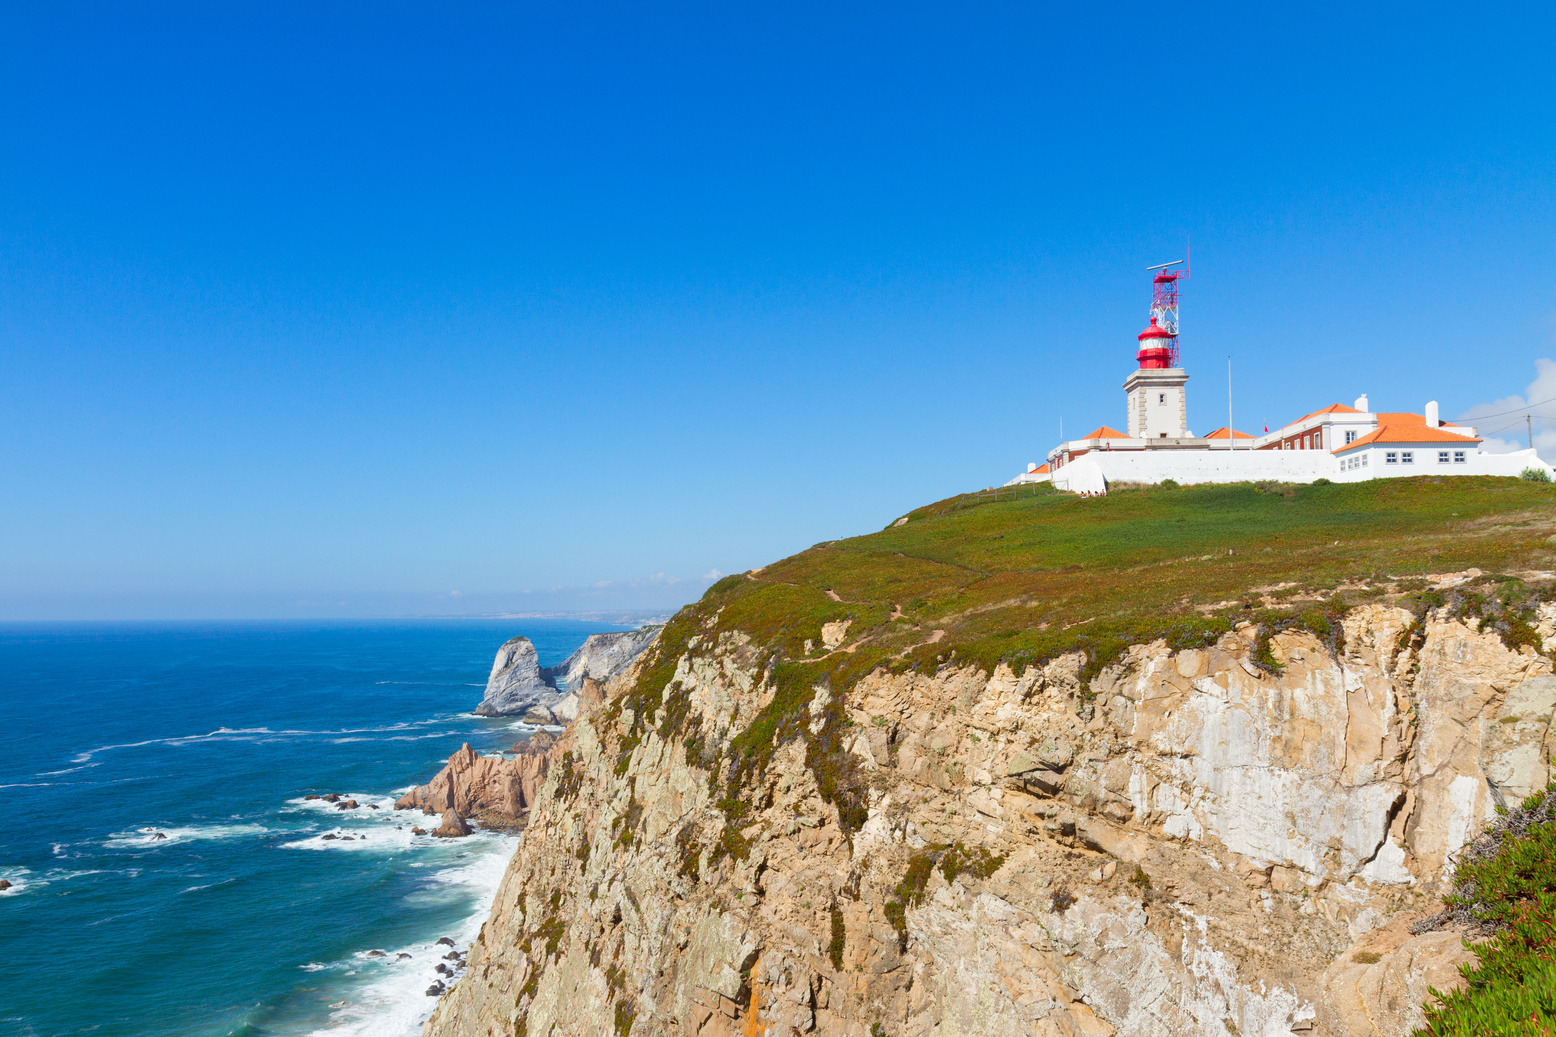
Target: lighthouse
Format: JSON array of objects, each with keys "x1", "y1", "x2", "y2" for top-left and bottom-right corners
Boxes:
[{"x1": 1122, "y1": 262, "x2": 1189, "y2": 439}]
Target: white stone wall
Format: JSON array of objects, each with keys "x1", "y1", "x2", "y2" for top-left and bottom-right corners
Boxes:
[
  {"x1": 1050, "y1": 449, "x2": 1334, "y2": 490},
  {"x1": 1032, "y1": 444, "x2": 1553, "y2": 491}
]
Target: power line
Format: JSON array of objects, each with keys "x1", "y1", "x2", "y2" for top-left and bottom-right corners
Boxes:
[
  {"x1": 1478, "y1": 417, "x2": 1541, "y2": 437},
  {"x1": 1458, "y1": 394, "x2": 1556, "y2": 422}
]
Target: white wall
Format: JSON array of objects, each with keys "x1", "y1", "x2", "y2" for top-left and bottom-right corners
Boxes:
[
  {"x1": 1024, "y1": 445, "x2": 1555, "y2": 494},
  {"x1": 1474, "y1": 447, "x2": 1553, "y2": 478},
  {"x1": 1051, "y1": 449, "x2": 1334, "y2": 490}
]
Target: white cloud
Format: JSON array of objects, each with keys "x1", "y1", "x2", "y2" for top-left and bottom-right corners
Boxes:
[
  {"x1": 1458, "y1": 358, "x2": 1556, "y2": 462},
  {"x1": 702, "y1": 569, "x2": 724, "y2": 581}
]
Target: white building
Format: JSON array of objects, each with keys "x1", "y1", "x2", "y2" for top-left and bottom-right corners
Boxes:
[
  {"x1": 1007, "y1": 277, "x2": 1552, "y2": 491},
  {"x1": 1332, "y1": 425, "x2": 1483, "y2": 480}
]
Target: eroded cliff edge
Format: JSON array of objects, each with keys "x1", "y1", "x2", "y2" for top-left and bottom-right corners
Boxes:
[{"x1": 423, "y1": 481, "x2": 1556, "y2": 1037}]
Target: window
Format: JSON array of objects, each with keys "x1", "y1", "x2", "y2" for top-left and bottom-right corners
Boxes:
[
  {"x1": 1158, "y1": 393, "x2": 1165, "y2": 404},
  {"x1": 1455, "y1": 451, "x2": 1466, "y2": 463},
  {"x1": 1401, "y1": 451, "x2": 1414, "y2": 464},
  {"x1": 1439, "y1": 451, "x2": 1450, "y2": 463},
  {"x1": 1386, "y1": 452, "x2": 1398, "y2": 464},
  {"x1": 1345, "y1": 430, "x2": 1357, "y2": 444},
  {"x1": 1362, "y1": 454, "x2": 1368, "y2": 466}
]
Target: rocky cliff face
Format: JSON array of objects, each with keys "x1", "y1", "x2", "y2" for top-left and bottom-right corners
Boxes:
[
  {"x1": 423, "y1": 593, "x2": 1556, "y2": 1037},
  {"x1": 543, "y1": 627, "x2": 663, "y2": 722}
]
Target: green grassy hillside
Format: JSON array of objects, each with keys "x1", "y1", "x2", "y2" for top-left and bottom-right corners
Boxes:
[{"x1": 713, "y1": 475, "x2": 1555, "y2": 683}]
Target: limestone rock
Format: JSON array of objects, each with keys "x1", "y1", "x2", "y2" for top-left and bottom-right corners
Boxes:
[
  {"x1": 1317, "y1": 909, "x2": 1475, "y2": 1036},
  {"x1": 422, "y1": 608, "x2": 1554, "y2": 1037}
]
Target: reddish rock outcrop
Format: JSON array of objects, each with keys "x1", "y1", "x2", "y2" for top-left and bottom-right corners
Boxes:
[
  {"x1": 396, "y1": 737, "x2": 555, "y2": 827},
  {"x1": 432, "y1": 811, "x2": 473, "y2": 838}
]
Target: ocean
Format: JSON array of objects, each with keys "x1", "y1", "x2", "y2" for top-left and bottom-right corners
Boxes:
[{"x1": 0, "y1": 619, "x2": 623, "y2": 1037}]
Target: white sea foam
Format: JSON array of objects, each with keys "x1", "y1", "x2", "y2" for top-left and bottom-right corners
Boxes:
[
  {"x1": 105, "y1": 823, "x2": 268, "y2": 848},
  {"x1": 284, "y1": 793, "x2": 401, "y2": 816},
  {"x1": 0, "y1": 867, "x2": 30, "y2": 895},
  {"x1": 298, "y1": 833, "x2": 519, "y2": 1037},
  {"x1": 0, "y1": 866, "x2": 113, "y2": 895},
  {"x1": 37, "y1": 762, "x2": 101, "y2": 776},
  {"x1": 281, "y1": 794, "x2": 446, "y2": 852},
  {"x1": 71, "y1": 719, "x2": 459, "y2": 764}
]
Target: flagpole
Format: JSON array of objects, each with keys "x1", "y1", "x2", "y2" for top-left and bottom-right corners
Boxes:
[{"x1": 1227, "y1": 357, "x2": 1233, "y2": 451}]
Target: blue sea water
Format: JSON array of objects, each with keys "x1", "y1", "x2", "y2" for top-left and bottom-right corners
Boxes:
[{"x1": 0, "y1": 620, "x2": 622, "y2": 1037}]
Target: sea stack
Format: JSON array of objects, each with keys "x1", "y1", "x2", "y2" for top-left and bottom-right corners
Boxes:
[
  {"x1": 472, "y1": 637, "x2": 556, "y2": 717},
  {"x1": 471, "y1": 627, "x2": 662, "y2": 719}
]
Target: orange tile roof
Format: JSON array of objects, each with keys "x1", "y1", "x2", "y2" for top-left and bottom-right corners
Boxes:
[
  {"x1": 1078, "y1": 425, "x2": 1128, "y2": 440},
  {"x1": 1333, "y1": 425, "x2": 1482, "y2": 453},
  {"x1": 1277, "y1": 403, "x2": 1364, "y2": 430},
  {"x1": 1374, "y1": 412, "x2": 1470, "y2": 430},
  {"x1": 1204, "y1": 426, "x2": 1254, "y2": 440},
  {"x1": 1036, "y1": 463, "x2": 1051, "y2": 474}
]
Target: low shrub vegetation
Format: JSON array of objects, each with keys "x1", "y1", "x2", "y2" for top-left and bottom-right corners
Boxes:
[{"x1": 1413, "y1": 781, "x2": 1556, "y2": 1034}]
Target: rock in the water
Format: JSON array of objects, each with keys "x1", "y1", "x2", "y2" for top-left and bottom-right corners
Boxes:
[
  {"x1": 398, "y1": 952, "x2": 412, "y2": 960},
  {"x1": 426, "y1": 982, "x2": 445, "y2": 996},
  {"x1": 151, "y1": 832, "x2": 168, "y2": 841},
  {"x1": 304, "y1": 794, "x2": 321, "y2": 801},
  {"x1": 395, "y1": 742, "x2": 549, "y2": 826},
  {"x1": 432, "y1": 811, "x2": 472, "y2": 838},
  {"x1": 0, "y1": 879, "x2": 11, "y2": 891},
  {"x1": 366, "y1": 803, "x2": 379, "y2": 809},
  {"x1": 472, "y1": 626, "x2": 661, "y2": 719},
  {"x1": 321, "y1": 833, "x2": 337, "y2": 840},
  {"x1": 436, "y1": 937, "x2": 455, "y2": 947},
  {"x1": 366, "y1": 950, "x2": 386, "y2": 958},
  {"x1": 324, "y1": 793, "x2": 340, "y2": 803},
  {"x1": 472, "y1": 637, "x2": 557, "y2": 717},
  {"x1": 411, "y1": 826, "x2": 428, "y2": 836},
  {"x1": 548, "y1": 626, "x2": 661, "y2": 694}
]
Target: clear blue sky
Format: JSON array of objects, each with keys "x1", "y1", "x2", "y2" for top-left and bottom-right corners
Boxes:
[{"x1": 3, "y1": 3, "x2": 1554, "y2": 619}]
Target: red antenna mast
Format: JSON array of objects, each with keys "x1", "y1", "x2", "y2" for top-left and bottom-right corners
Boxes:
[{"x1": 1139, "y1": 257, "x2": 1186, "y2": 368}]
